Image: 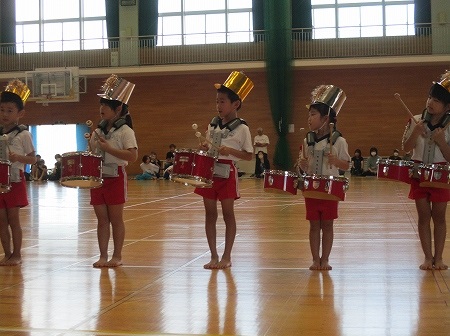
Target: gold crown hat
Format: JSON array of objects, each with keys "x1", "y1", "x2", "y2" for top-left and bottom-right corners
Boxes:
[
  {"x1": 97, "y1": 74, "x2": 135, "y2": 104},
  {"x1": 436, "y1": 70, "x2": 450, "y2": 93},
  {"x1": 214, "y1": 71, "x2": 254, "y2": 101},
  {"x1": 306, "y1": 84, "x2": 346, "y2": 115},
  {"x1": 3, "y1": 79, "x2": 31, "y2": 105}
]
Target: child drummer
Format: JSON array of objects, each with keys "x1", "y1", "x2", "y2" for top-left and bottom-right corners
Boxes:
[
  {"x1": 0, "y1": 79, "x2": 37, "y2": 266},
  {"x1": 297, "y1": 85, "x2": 351, "y2": 270},
  {"x1": 402, "y1": 70, "x2": 450, "y2": 270},
  {"x1": 195, "y1": 71, "x2": 254, "y2": 269},
  {"x1": 89, "y1": 74, "x2": 138, "y2": 268}
]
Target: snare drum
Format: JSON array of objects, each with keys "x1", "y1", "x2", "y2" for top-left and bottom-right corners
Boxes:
[
  {"x1": 419, "y1": 163, "x2": 450, "y2": 189},
  {"x1": 300, "y1": 175, "x2": 349, "y2": 201},
  {"x1": 377, "y1": 159, "x2": 414, "y2": 184},
  {"x1": 263, "y1": 170, "x2": 299, "y2": 195},
  {"x1": 0, "y1": 160, "x2": 11, "y2": 193},
  {"x1": 171, "y1": 149, "x2": 216, "y2": 187},
  {"x1": 60, "y1": 151, "x2": 103, "y2": 189}
]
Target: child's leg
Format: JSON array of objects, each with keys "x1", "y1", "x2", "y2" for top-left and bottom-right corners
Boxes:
[
  {"x1": 217, "y1": 198, "x2": 236, "y2": 269},
  {"x1": 415, "y1": 198, "x2": 433, "y2": 270},
  {"x1": 106, "y1": 204, "x2": 125, "y2": 267},
  {"x1": 431, "y1": 201, "x2": 448, "y2": 270},
  {"x1": 0, "y1": 209, "x2": 12, "y2": 264},
  {"x1": 93, "y1": 204, "x2": 111, "y2": 267},
  {"x1": 320, "y1": 220, "x2": 334, "y2": 270},
  {"x1": 203, "y1": 198, "x2": 219, "y2": 269},
  {"x1": 309, "y1": 220, "x2": 321, "y2": 270}
]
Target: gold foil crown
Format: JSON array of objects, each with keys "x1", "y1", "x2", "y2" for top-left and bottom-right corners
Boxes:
[
  {"x1": 98, "y1": 74, "x2": 135, "y2": 104},
  {"x1": 214, "y1": 71, "x2": 254, "y2": 101},
  {"x1": 307, "y1": 85, "x2": 346, "y2": 115},
  {"x1": 4, "y1": 79, "x2": 31, "y2": 104},
  {"x1": 437, "y1": 70, "x2": 450, "y2": 93}
]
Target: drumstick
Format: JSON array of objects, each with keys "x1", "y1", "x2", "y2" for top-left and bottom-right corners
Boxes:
[
  {"x1": 192, "y1": 123, "x2": 202, "y2": 146},
  {"x1": 394, "y1": 93, "x2": 419, "y2": 124},
  {"x1": 195, "y1": 131, "x2": 220, "y2": 150},
  {"x1": 2, "y1": 134, "x2": 11, "y2": 154},
  {"x1": 85, "y1": 120, "x2": 93, "y2": 151},
  {"x1": 329, "y1": 123, "x2": 334, "y2": 168},
  {"x1": 299, "y1": 127, "x2": 305, "y2": 159}
]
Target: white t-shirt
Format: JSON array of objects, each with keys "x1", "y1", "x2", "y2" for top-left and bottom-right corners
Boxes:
[
  {"x1": 404, "y1": 115, "x2": 450, "y2": 163},
  {"x1": 6, "y1": 129, "x2": 35, "y2": 182},
  {"x1": 91, "y1": 124, "x2": 138, "y2": 166},
  {"x1": 303, "y1": 135, "x2": 351, "y2": 176},
  {"x1": 253, "y1": 134, "x2": 270, "y2": 154},
  {"x1": 206, "y1": 123, "x2": 253, "y2": 161},
  {"x1": 140, "y1": 162, "x2": 159, "y2": 174}
]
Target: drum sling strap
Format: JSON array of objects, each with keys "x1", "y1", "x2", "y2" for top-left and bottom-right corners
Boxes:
[
  {"x1": 0, "y1": 125, "x2": 28, "y2": 182},
  {"x1": 95, "y1": 118, "x2": 128, "y2": 177},
  {"x1": 307, "y1": 130, "x2": 342, "y2": 175},
  {"x1": 208, "y1": 116, "x2": 248, "y2": 178},
  {"x1": 421, "y1": 111, "x2": 450, "y2": 164}
]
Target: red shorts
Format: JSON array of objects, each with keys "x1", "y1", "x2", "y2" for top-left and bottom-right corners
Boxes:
[
  {"x1": 304, "y1": 197, "x2": 339, "y2": 221},
  {"x1": 194, "y1": 160, "x2": 239, "y2": 200},
  {"x1": 90, "y1": 167, "x2": 127, "y2": 205},
  {"x1": 408, "y1": 178, "x2": 450, "y2": 202},
  {"x1": 0, "y1": 171, "x2": 28, "y2": 209}
]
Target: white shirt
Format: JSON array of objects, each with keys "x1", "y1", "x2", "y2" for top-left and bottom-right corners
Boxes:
[
  {"x1": 303, "y1": 136, "x2": 351, "y2": 176},
  {"x1": 91, "y1": 124, "x2": 138, "y2": 166},
  {"x1": 404, "y1": 115, "x2": 450, "y2": 163},
  {"x1": 206, "y1": 123, "x2": 253, "y2": 161},
  {"x1": 253, "y1": 134, "x2": 270, "y2": 154},
  {"x1": 7, "y1": 130, "x2": 35, "y2": 182}
]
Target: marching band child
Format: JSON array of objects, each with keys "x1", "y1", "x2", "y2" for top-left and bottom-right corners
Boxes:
[
  {"x1": 195, "y1": 71, "x2": 254, "y2": 269},
  {"x1": 90, "y1": 74, "x2": 138, "y2": 268},
  {"x1": 402, "y1": 70, "x2": 450, "y2": 270},
  {"x1": 298, "y1": 85, "x2": 351, "y2": 270},
  {"x1": 0, "y1": 79, "x2": 36, "y2": 266}
]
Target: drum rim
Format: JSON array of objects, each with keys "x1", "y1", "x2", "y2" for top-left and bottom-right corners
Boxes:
[
  {"x1": 0, "y1": 160, "x2": 11, "y2": 165},
  {"x1": 170, "y1": 173, "x2": 213, "y2": 187},
  {"x1": 419, "y1": 163, "x2": 450, "y2": 170},
  {"x1": 174, "y1": 148, "x2": 217, "y2": 158},
  {"x1": 265, "y1": 169, "x2": 298, "y2": 177},
  {"x1": 61, "y1": 151, "x2": 103, "y2": 158},
  {"x1": 303, "y1": 174, "x2": 348, "y2": 183},
  {"x1": 377, "y1": 159, "x2": 414, "y2": 167},
  {"x1": 60, "y1": 176, "x2": 103, "y2": 188}
]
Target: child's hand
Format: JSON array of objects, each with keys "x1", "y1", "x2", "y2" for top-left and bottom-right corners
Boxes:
[
  {"x1": 218, "y1": 146, "x2": 231, "y2": 156},
  {"x1": 412, "y1": 120, "x2": 427, "y2": 137},
  {"x1": 327, "y1": 153, "x2": 339, "y2": 167},
  {"x1": 298, "y1": 157, "x2": 308, "y2": 171},
  {"x1": 431, "y1": 127, "x2": 446, "y2": 146},
  {"x1": 96, "y1": 136, "x2": 111, "y2": 152}
]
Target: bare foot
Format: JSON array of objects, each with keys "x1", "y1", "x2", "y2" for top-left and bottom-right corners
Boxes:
[
  {"x1": 106, "y1": 257, "x2": 123, "y2": 267},
  {"x1": 309, "y1": 260, "x2": 321, "y2": 270},
  {"x1": 204, "y1": 258, "x2": 219, "y2": 269},
  {"x1": 215, "y1": 259, "x2": 232, "y2": 269},
  {"x1": 93, "y1": 257, "x2": 108, "y2": 268},
  {"x1": 320, "y1": 260, "x2": 332, "y2": 270},
  {"x1": 419, "y1": 258, "x2": 434, "y2": 270},
  {"x1": 434, "y1": 259, "x2": 448, "y2": 270},
  {"x1": 0, "y1": 255, "x2": 21, "y2": 266}
]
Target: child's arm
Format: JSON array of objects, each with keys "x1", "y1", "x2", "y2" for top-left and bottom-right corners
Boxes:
[
  {"x1": 403, "y1": 120, "x2": 425, "y2": 153},
  {"x1": 8, "y1": 151, "x2": 37, "y2": 165},
  {"x1": 218, "y1": 146, "x2": 253, "y2": 161},
  {"x1": 432, "y1": 128, "x2": 450, "y2": 162},
  {"x1": 96, "y1": 137, "x2": 138, "y2": 162}
]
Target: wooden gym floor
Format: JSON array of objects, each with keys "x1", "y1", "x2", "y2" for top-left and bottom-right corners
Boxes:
[{"x1": 0, "y1": 175, "x2": 449, "y2": 336}]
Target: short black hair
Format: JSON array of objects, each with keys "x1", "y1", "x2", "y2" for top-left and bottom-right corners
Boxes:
[
  {"x1": 0, "y1": 91, "x2": 24, "y2": 110},
  {"x1": 310, "y1": 102, "x2": 337, "y2": 123},
  {"x1": 429, "y1": 83, "x2": 450, "y2": 105},
  {"x1": 217, "y1": 85, "x2": 242, "y2": 110}
]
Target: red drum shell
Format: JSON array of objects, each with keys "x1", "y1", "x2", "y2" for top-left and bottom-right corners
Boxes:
[
  {"x1": 0, "y1": 160, "x2": 11, "y2": 193},
  {"x1": 419, "y1": 163, "x2": 450, "y2": 189},
  {"x1": 377, "y1": 159, "x2": 414, "y2": 184},
  {"x1": 300, "y1": 175, "x2": 348, "y2": 201},
  {"x1": 60, "y1": 151, "x2": 103, "y2": 189},
  {"x1": 263, "y1": 170, "x2": 298, "y2": 195},
  {"x1": 171, "y1": 149, "x2": 216, "y2": 187}
]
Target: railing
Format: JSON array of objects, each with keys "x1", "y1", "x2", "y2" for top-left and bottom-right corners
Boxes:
[{"x1": 0, "y1": 25, "x2": 448, "y2": 73}]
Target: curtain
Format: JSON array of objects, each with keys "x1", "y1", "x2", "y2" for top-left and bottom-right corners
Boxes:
[
  {"x1": 139, "y1": 0, "x2": 158, "y2": 47},
  {"x1": 252, "y1": 0, "x2": 265, "y2": 42},
  {"x1": 264, "y1": 0, "x2": 293, "y2": 170},
  {"x1": 292, "y1": 0, "x2": 312, "y2": 40},
  {"x1": 414, "y1": 0, "x2": 431, "y2": 36},
  {"x1": 105, "y1": 0, "x2": 120, "y2": 48},
  {"x1": 0, "y1": 0, "x2": 16, "y2": 53}
]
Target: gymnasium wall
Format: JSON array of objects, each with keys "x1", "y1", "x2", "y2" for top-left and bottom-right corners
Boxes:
[{"x1": 19, "y1": 64, "x2": 447, "y2": 174}]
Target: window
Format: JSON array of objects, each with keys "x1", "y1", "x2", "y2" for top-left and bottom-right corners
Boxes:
[
  {"x1": 158, "y1": 0, "x2": 253, "y2": 46},
  {"x1": 15, "y1": 0, "x2": 107, "y2": 53},
  {"x1": 311, "y1": 0, "x2": 415, "y2": 39}
]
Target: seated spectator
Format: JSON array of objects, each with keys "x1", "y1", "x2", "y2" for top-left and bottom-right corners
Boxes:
[
  {"x1": 255, "y1": 150, "x2": 270, "y2": 178},
  {"x1": 149, "y1": 151, "x2": 161, "y2": 178},
  {"x1": 136, "y1": 155, "x2": 158, "y2": 180},
  {"x1": 48, "y1": 154, "x2": 62, "y2": 181},
  {"x1": 361, "y1": 147, "x2": 380, "y2": 176},
  {"x1": 32, "y1": 158, "x2": 48, "y2": 181},
  {"x1": 164, "y1": 144, "x2": 176, "y2": 171},
  {"x1": 388, "y1": 149, "x2": 402, "y2": 161},
  {"x1": 350, "y1": 149, "x2": 364, "y2": 176}
]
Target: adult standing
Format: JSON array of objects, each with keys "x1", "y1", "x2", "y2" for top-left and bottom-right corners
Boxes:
[{"x1": 253, "y1": 127, "x2": 270, "y2": 177}]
